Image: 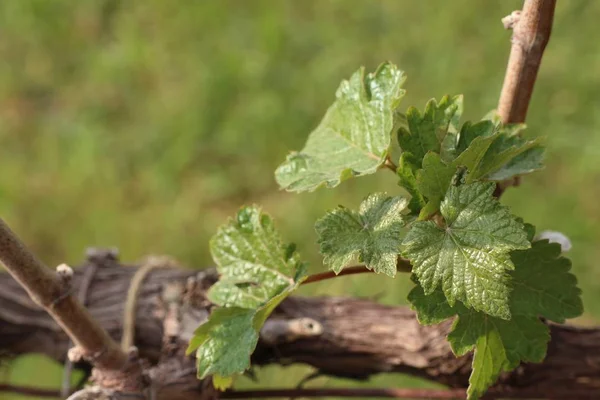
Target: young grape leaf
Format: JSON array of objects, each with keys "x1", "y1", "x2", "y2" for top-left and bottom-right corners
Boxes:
[
  {"x1": 509, "y1": 240, "x2": 583, "y2": 323},
  {"x1": 407, "y1": 285, "x2": 457, "y2": 325},
  {"x1": 397, "y1": 95, "x2": 463, "y2": 165},
  {"x1": 449, "y1": 311, "x2": 549, "y2": 400},
  {"x1": 455, "y1": 120, "x2": 496, "y2": 154},
  {"x1": 440, "y1": 96, "x2": 464, "y2": 163},
  {"x1": 409, "y1": 239, "x2": 583, "y2": 399},
  {"x1": 416, "y1": 152, "x2": 456, "y2": 219},
  {"x1": 187, "y1": 206, "x2": 308, "y2": 388},
  {"x1": 467, "y1": 135, "x2": 545, "y2": 182},
  {"x1": 275, "y1": 62, "x2": 406, "y2": 192},
  {"x1": 454, "y1": 119, "x2": 545, "y2": 181},
  {"x1": 486, "y1": 140, "x2": 545, "y2": 181},
  {"x1": 188, "y1": 307, "x2": 258, "y2": 389},
  {"x1": 402, "y1": 182, "x2": 529, "y2": 319},
  {"x1": 396, "y1": 152, "x2": 426, "y2": 214},
  {"x1": 315, "y1": 193, "x2": 407, "y2": 277},
  {"x1": 453, "y1": 134, "x2": 497, "y2": 176}
]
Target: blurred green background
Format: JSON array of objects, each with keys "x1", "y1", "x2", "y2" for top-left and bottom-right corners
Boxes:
[{"x1": 2, "y1": 1, "x2": 599, "y2": 399}]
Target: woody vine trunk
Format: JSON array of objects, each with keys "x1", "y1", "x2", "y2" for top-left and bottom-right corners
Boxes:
[{"x1": 0, "y1": 254, "x2": 599, "y2": 399}]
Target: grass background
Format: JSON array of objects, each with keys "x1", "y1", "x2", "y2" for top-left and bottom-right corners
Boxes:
[{"x1": 1, "y1": 1, "x2": 599, "y2": 399}]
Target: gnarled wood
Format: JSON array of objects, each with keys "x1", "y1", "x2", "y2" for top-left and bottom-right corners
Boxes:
[{"x1": 1, "y1": 257, "x2": 599, "y2": 399}]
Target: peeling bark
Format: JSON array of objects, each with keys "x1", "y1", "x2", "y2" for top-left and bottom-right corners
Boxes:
[{"x1": 1, "y1": 257, "x2": 599, "y2": 398}]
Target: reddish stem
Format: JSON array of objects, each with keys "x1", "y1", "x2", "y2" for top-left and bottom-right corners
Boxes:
[
  {"x1": 302, "y1": 265, "x2": 374, "y2": 285},
  {"x1": 303, "y1": 258, "x2": 412, "y2": 285}
]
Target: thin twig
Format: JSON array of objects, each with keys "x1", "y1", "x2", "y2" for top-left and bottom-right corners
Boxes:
[
  {"x1": 494, "y1": 0, "x2": 556, "y2": 197},
  {"x1": 221, "y1": 387, "x2": 466, "y2": 399},
  {"x1": 302, "y1": 265, "x2": 373, "y2": 285},
  {"x1": 61, "y1": 262, "x2": 98, "y2": 397},
  {"x1": 0, "y1": 219, "x2": 128, "y2": 371},
  {"x1": 302, "y1": 258, "x2": 412, "y2": 285},
  {"x1": 383, "y1": 155, "x2": 398, "y2": 172},
  {"x1": 220, "y1": 387, "x2": 600, "y2": 400},
  {"x1": 497, "y1": 0, "x2": 556, "y2": 124}
]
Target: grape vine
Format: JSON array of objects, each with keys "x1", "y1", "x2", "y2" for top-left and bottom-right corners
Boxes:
[{"x1": 187, "y1": 62, "x2": 583, "y2": 399}]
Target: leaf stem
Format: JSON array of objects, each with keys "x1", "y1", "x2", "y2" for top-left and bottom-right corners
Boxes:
[
  {"x1": 302, "y1": 258, "x2": 412, "y2": 285},
  {"x1": 302, "y1": 265, "x2": 373, "y2": 284},
  {"x1": 383, "y1": 155, "x2": 398, "y2": 172}
]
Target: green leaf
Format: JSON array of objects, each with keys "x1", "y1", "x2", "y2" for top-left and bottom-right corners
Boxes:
[
  {"x1": 275, "y1": 62, "x2": 406, "y2": 192},
  {"x1": 208, "y1": 206, "x2": 306, "y2": 308},
  {"x1": 453, "y1": 119, "x2": 545, "y2": 182},
  {"x1": 448, "y1": 311, "x2": 507, "y2": 400},
  {"x1": 190, "y1": 307, "x2": 258, "y2": 383},
  {"x1": 449, "y1": 310, "x2": 548, "y2": 400},
  {"x1": 509, "y1": 240, "x2": 583, "y2": 323},
  {"x1": 486, "y1": 140, "x2": 545, "y2": 181},
  {"x1": 409, "y1": 239, "x2": 583, "y2": 399},
  {"x1": 416, "y1": 152, "x2": 456, "y2": 219},
  {"x1": 455, "y1": 120, "x2": 496, "y2": 154},
  {"x1": 189, "y1": 206, "x2": 308, "y2": 388},
  {"x1": 407, "y1": 285, "x2": 458, "y2": 325},
  {"x1": 396, "y1": 152, "x2": 426, "y2": 214},
  {"x1": 448, "y1": 309, "x2": 550, "y2": 400},
  {"x1": 316, "y1": 193, "x2": 408, "y2": 277},
  {"x1": 397, "y1": 95, "x2": 463, "y2": 165},
  {"x1": 402, "y1": 182, "x2": 529, "y2": 319},
  {"x1": 469, "y1": 135, "x2": 544, "y2": 182},
  {"x1": 453, "y1": 135, "x2": 497, "y2": 177}
]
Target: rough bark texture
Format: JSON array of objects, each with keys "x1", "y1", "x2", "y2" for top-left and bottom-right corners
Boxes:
[{"x1": 1, "y1": 255, "x2": 599, "y2": 399}]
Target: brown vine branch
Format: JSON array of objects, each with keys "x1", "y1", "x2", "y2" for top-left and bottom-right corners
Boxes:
[
  {"x1": 0, "y1": 219, "x2": 128, "y2": 371},
  {"x1": 220, "y1": 387, "x2": 467, "y2": 399},
  {"x1": 220, "y1": 387, "x2": 599, "y2": 399},
  {"x1": 494, "y1": 0, "x2": 556, "y2": 197},
  {"x1": 2, "y1": 261, "x2": 600, "y2": 399},
  {"x1": 498, "y1": 0, "x2": 555, "y2": 124}
]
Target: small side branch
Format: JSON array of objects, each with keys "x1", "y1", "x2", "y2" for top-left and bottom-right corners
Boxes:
[
  {"x1": 0, "y1": 219, "x2": 128, "y2": 371},
  {"x1": 221, "y1": 387, "x2": 467, "y2": 399},
  {"x1": 497, "y1": 0, "x2": 556, "y2": 124},
  {"x1": 220, "y1": 387, "x2": 599, "y2": 399},
  {"x1": 302, "y1": 258, "x2": 412, "y2": 285}
]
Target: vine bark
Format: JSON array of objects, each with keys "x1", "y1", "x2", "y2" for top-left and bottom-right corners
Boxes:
[{"x1": 1, "y1": 257, "x2": 599, "y2": 399}]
